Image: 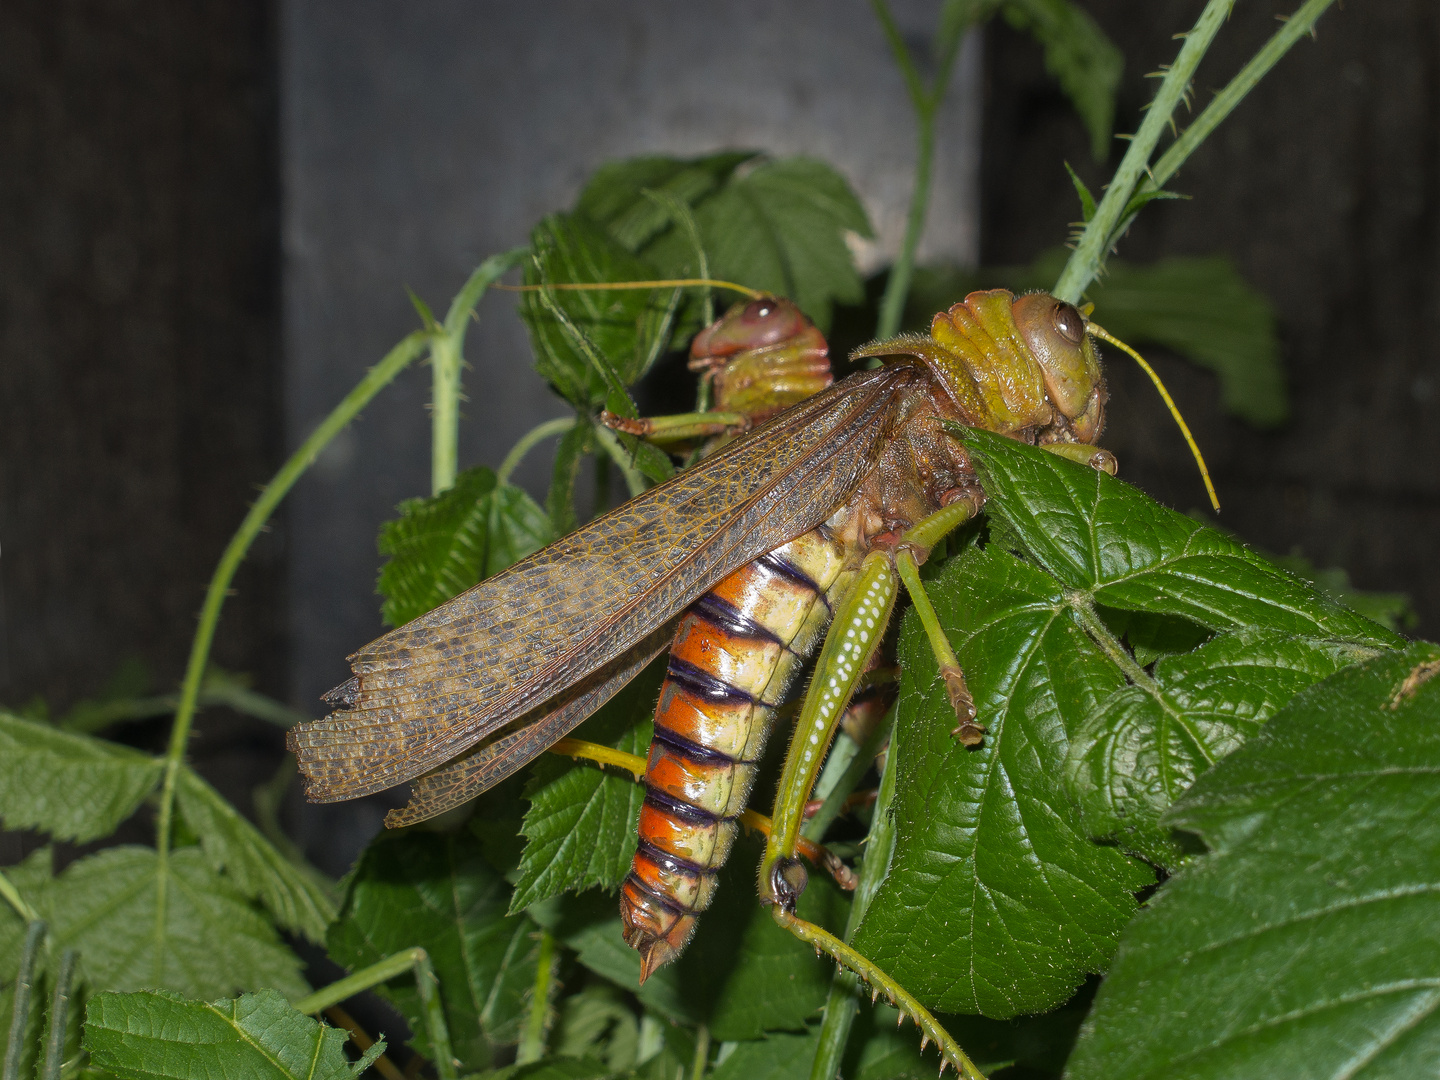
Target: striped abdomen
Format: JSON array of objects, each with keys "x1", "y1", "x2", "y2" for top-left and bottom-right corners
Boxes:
[{"x1": 620, "y1": 526, "x2": 854, "y2": 980}]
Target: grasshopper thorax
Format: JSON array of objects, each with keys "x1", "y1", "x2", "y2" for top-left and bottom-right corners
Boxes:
[{"x1": 851, "y1": 288, "x2": 1107, "y2": 447}]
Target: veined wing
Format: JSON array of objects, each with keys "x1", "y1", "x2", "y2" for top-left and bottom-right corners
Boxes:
[
  {"x1": 383, "y1": 625, "x2": 673, "y2": 826},
  {"x1": 288, "y1": 364, "x2": 918, "y2": 802}
]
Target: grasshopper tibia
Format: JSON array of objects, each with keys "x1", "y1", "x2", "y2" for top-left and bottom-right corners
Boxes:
[{"x1": 770, "y1": 907, "x2": 986, "y2": 1080}]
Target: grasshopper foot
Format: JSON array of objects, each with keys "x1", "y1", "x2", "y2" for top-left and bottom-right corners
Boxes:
[{"x1": 942, "y1": 664, "x2": 985, "y2": 746}]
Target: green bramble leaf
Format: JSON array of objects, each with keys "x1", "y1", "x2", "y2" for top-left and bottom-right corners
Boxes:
[
  {"x1": 851, "y1": 433, "x2": 1397, "y2": 1018},
  {"x1": 521, "y1": 214, "x2": 678, "y2": 410},
  {"x1": 1067, "y1": 644, "x2": 1440, "y2": 1079},
  {"x1": 0, "y1": 712, "x2": 162, "y2": 843},
  {"x1": 173, "y1": 766, "x2": 336, "y2": 942},
  {"x1": 326, "y1": 828, "x2": 538, "y2": 1070},
  {"x1": 682, "y1": 158, "x2": 872, "y2": 333},
  {"x1": 84, "y1": 989, "x2": 355, "y2": 1080},
  {"x1": 377, "y1": 465, "x2": 554, "y2": 627},
  {"x1": 576, "y1": 153, "x2": 754, "y2": 254},
  {"x1": 1065, "y1": 629, "x2": 1373, "y2": 864},
  {"x1": 32, "y1": 846, "x2": 307, "y2": 1000},
  {"x1": 1000, "y1": 0, "x2": 1122, "y2": 160},
  {"x1": 509, "y1": 656, "x2": 664, "y2": 912}
]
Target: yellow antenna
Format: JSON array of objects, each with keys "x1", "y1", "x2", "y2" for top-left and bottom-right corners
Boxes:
[
  {"x1": 1086, "y1": 321, "x2": 1221, "y2": 512},
  {"x1": 496, "y1": 277, "x2": 765, "y2": 299}
]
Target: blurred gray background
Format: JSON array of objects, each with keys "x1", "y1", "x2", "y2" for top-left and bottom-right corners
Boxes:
[{"x1": 2, "y1": 0, "x2": 1436, "y2": 875}]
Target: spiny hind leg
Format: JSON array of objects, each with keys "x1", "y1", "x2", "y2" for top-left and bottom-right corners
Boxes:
[{"x1": 769, "y1": 901, "x2": 986, "y2": 1079}]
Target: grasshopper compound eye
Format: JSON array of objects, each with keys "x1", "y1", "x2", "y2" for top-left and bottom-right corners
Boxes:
[{"x1": 1052, "y1": 301, "x2": 1085, "y2": 344}]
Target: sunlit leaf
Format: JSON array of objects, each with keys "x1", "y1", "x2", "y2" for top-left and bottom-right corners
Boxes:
[
  {"x1": 521, "y1": 214, "x2": 677, "y2": 409},
  {"x1": 686, "y1": 158, "x2": 872, "y2": 333},
  {"x1": 577, "y1": 153, "x2": 754, "y2": 253}
]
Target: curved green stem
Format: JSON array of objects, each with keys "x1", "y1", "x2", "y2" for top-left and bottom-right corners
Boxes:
[
  {"x1": 432, "y1": 249, "x2": 529, "y2": 495},
  {"x1": 153, "y1": 330, "x2": 431, "y2": 902},
  {"x1": 1053, "y1": 0, "x2": 1234, "y2": 303},
  {"x1": 592, "y1": 421, "x2": 648, "y2": 499},
  {"x1": 516, "y1": 929, "x2": 557, "y2": 1065},
  {"x1": 497, "y1": 417, "x2": 576, "y2": 485}
]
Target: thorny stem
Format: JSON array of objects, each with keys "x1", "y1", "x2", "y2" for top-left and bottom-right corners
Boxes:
[
  {"x1": 1053, "y1": 0, "x2": 1235, "y2": 303},
  {"x1": 294, "y1": 948, "x2": 433, "y2": 1015},
  {"x1": 4, "y1": 921, "x2": 46, "y2": 1080},
  {"x1": 1134, "y1": 0, "x2": 1339, "y2": 231},
  {"x1": 40, "y1": 949, "x2": 78, "y2": 1080},
  {"x1": 872, "y1": 0, "x2": 975, "y2": 340},
  {"x1": 154, "y1": 329, "x2": 430, "y2": 975},
  {"x1": 517, "y1": 930, "x2": 557, "y2": 1065},
  {"x1": 432, "y1": 249, "x2": 528, "y2": 495},
  {"x1": 497, "y1": 417, "x2": 577, "y2": 485},
  {"x1": 297, "y1": 949, "x2": 455, "y2": 1080},
  {"x1": 778, "y1": 905, "x2": 982, "y2": 1080}
]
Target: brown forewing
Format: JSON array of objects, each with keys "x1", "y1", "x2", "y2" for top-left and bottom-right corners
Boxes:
[{"x1": 288, "y1": 364, "x2": 919, "y2": 803}]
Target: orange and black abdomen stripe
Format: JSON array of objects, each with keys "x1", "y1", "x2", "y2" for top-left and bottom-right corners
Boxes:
[{"x1": 620, "y1": 527, "x2": 854, "y2": 979}]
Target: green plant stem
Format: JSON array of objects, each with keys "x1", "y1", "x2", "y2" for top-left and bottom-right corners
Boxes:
[
  {"x1": 689, "y1": 1023, "x2": 711, "y2": 1080},
  {"x1": 592, "y1": 422, "x2": 648, "y2": 498},
  {"x1": 61, "y1": 681, "x2": 311, "y2": 735},
  {"x1": 1053, "y1": 0, "x2": 1234, "y2": 303},
  {"x1": 294, "y1": 949, "x2": 431, "y2": 1014},
  {"x1": 431, "y1": 249, "x2": 528, "y2": 495},
  {"x1": 295, "y1": 948, "x2": 455, "y2": 1080},
  {"x1": 40, "y1": 949, "x2": 77, "y2": 1080},
  {"x1": 871, "y1": 0, "x2": 974, "y2": 339},
  {"x1": 516, "y1": 929, "x2": 556, "y2": 1065},
  {"x1": 809, "y1": 719, "x2": 901, "y2": 1080},
  {"x1": 4, "y1": 920, "x2": 46, "y2": 1080},
  {"x1": 1140, "y1": 0, "x2": 1338, "y2": 199},
  {"x1": 153, "y1": 329, "x2": 431, "y2": 938},
  {"x1": 412, "y1": 951, "x2": 457, "y2": 1080},
  {"x1": 0, "y1": 867, "x2": 38, "y2": 923},
  {"x1": 497, "y1": 417, "x2": 577, "y2": 485}
]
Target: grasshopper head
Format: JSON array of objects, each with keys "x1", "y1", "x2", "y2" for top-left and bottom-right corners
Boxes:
[
  {"x1": 1011, "y1": 292, "x2": 1106, "y2": 444},
  {"x1": 850, "y1": 289, "x2": 1106, "y2": 443}
]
